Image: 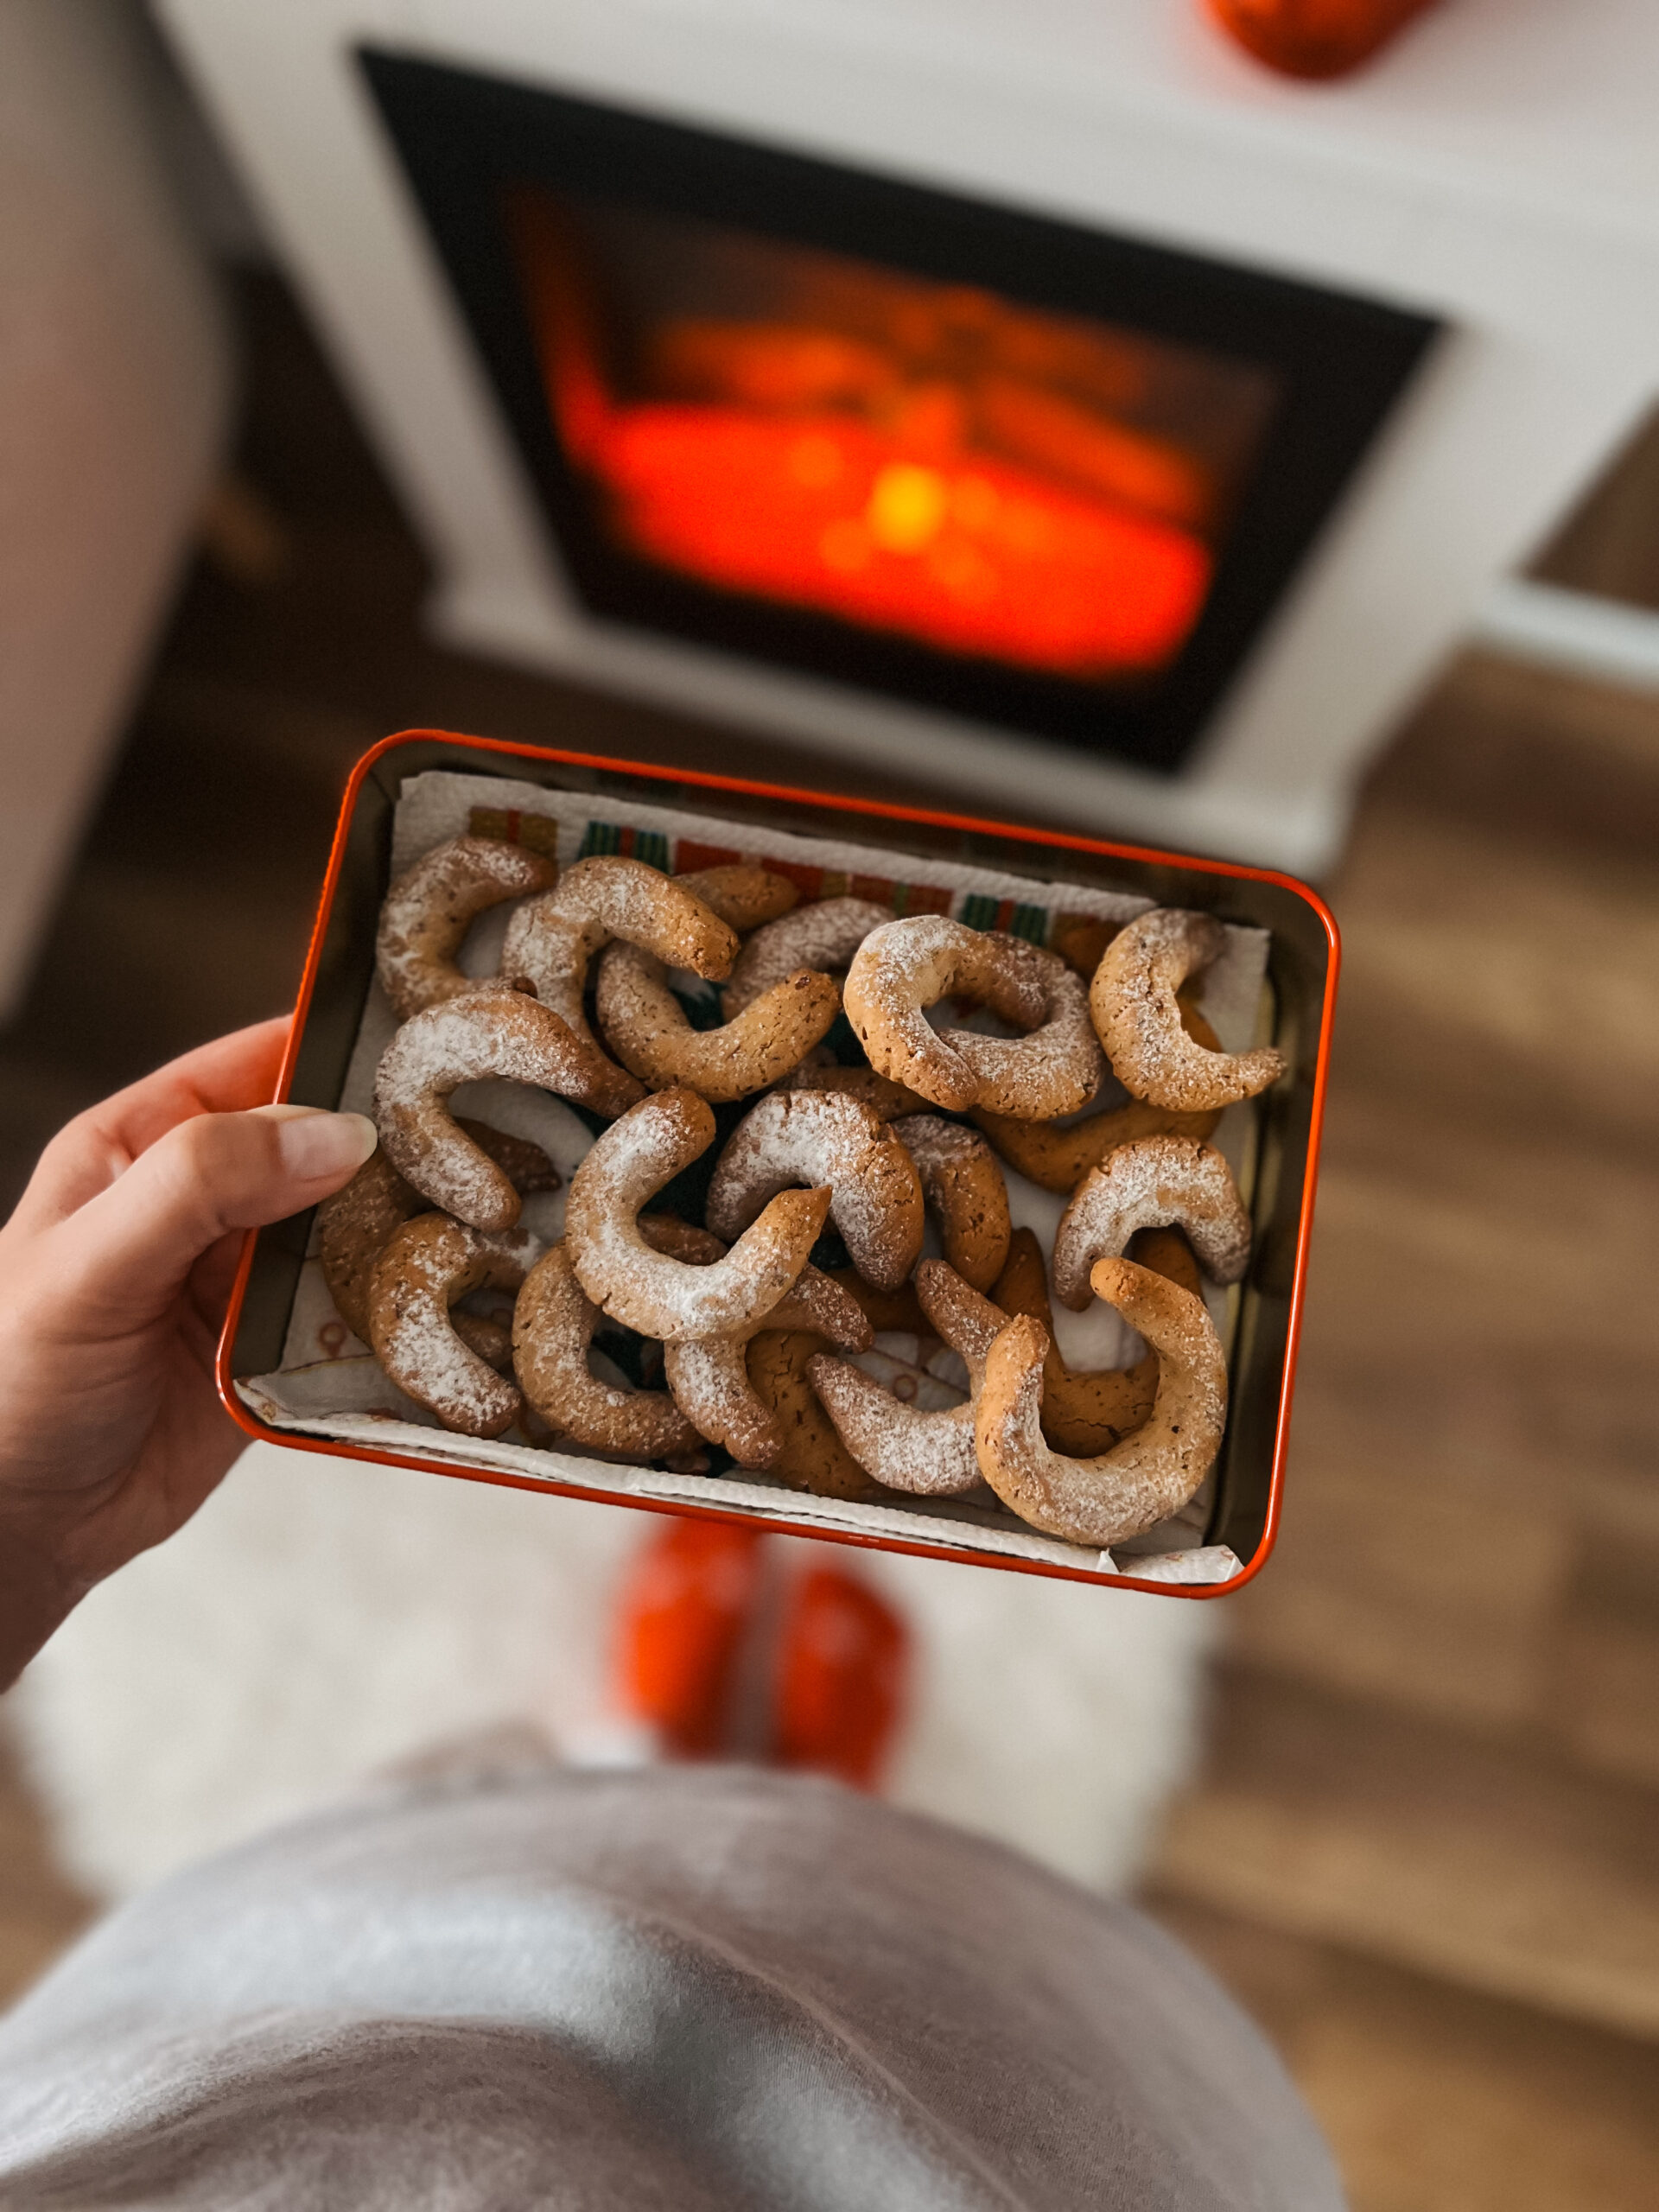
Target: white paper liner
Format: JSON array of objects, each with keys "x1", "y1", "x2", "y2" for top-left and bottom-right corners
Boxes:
[{"x1": 241, "y1": 769, "x2": 1273, "y2": 1590}]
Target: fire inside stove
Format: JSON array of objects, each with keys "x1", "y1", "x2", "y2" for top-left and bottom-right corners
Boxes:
[{"x1": 506, "y1": 189, "x2": 1279, "y2": 683}]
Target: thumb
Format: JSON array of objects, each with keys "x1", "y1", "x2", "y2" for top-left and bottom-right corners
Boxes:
[{"x1": 48, "y1": 1106, "x2": 378, "y2": 1323}]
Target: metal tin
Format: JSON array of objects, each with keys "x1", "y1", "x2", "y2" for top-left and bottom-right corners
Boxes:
[{"x1": 217, "y1": 728, "x2": 1339, "y2": 1599}]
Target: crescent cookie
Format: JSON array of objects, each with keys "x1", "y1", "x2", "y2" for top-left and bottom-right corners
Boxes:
[
  {"x1": 1051, "y1": 1135, "x2": 1251, "y2": 1309},
  {"x1": 369, "y1": 1213, "x2": 543, "y2": 1437},
  {"x1": 675, "y1": 863, "x2": 798, "y2": 933},
  {"x1": 992, "y1": 1224, "x2": 1201, "y2": 1459},
  {"x1": 664, "y1": 1265, "x2": 873, "y2": 1469},
  {"x1": 746, "y1": 1330, "x2": 890, "y2": 1503},
  {"x1": 785, "y1": 1059, "x2": 933, "y2": 1121},
  {"x1": 512, "y1": 1233, "x2": 702, "y2": 1460},
  {"x1": 843, "y1": 918, "x2": 1104, "y2": 1118},
  {"x1": 318, "y1": 1117, "x2": 559, "y2": 1345},
  {"x1": 721, "y1": 897, "x2": 892, "y2": 1019},
  {"x1": 705, "y1": 1089, "x2": 924, "y2": 1292},
  {"x1": 500, "y1": 856, "x2": 739, "y2": 1084},
  {"x1": 594, "y1": 941, "x2": 840, "y2": 1102},
  {"x1": 563, "y1": 1088, "x2": 829, "y2": 1340},
  {"x1": 1090, "y1": 907, "x2": 1285, "y2": 1111},
  {"x1": 892, "y1": 1115, "x2": 1011, "y2": 1293},
  {"x1": 975, "y1": 1258, "x2": 1228, "y2": 1547},
  {"x1": 807, "y1": 1260, "x2": 1005, "y2": 1497},
  {"x1": 376, "y1": 836, "x2": 556, "y2": 1021},
  {"x1": 373, "y1": 987, "x2": 633, "y2": 1230}
]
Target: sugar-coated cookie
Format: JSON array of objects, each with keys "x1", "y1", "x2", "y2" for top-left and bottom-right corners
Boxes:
[
  {"x1": 368, "y1": 1212, "x2": 543, "y2": 1436},
  {"x1": 721, "y1": 896, "x2": 892, "y2": 1018},
  {"x1": 705, "y1": 1089, "x2": 924, "y2": 1291},
  {"x1": 595, "y1": 942, "x2": 840, "y2": 1102},
  {"x1": 1051, "y1": 1135, "x2": 1250, "y2": 1308},
  {"x1": 892, "y1": 1114, "x2": 1011, "y2": 1292},
  {"x1": 376, "y1": 836, "x2": 556, "y2": 1020},
  {"x1": 1090, "y1": 908, "x2": 1284, "y2": 1111}
]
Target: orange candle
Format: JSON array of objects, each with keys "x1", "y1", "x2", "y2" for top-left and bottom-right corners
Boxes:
[{"x1": 1206, "y1": 0, "x2": 1441, "y2": 80}]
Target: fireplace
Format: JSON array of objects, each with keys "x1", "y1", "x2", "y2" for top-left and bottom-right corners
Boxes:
[
  {"x1": 156, "y1": 0, "x2": 1659, "y2": 869},
  {"x1": 359, "y1": 51, "x2": 1431, "y2": 777}
]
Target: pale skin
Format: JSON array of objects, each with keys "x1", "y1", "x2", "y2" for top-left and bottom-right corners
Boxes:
[{"x1": 0, "y1": 1020, "x2": 377, "y2": 1689}]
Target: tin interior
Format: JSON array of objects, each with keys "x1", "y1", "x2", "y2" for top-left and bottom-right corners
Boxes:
[{"x1": 229, "y1": 734, "x2": 1332, "y2": 1580}]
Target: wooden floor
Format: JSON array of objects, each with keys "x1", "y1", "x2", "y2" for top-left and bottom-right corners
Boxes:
[{"x1": 3, "y1": 274, "x2": 1657, "y2": 2205}]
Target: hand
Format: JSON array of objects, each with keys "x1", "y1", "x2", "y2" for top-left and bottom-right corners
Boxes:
[{"x1": 0, "y1": 1020, "x2": 377, "y2": 1688}]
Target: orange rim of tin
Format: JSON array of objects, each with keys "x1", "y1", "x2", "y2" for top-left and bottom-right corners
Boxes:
[{"x1": 215, "y1": 728, "x2": 1340, "y2": 1600}]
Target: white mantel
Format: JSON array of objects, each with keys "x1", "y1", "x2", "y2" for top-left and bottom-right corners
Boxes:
[{"x1": 158, "y1": 0, "x2": 1659, "y2": 869}]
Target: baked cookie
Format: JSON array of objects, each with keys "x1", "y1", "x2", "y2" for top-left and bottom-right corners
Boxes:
[
  {"x1": 318, "y1": 1119, "x2": 558, "y2": 1345},
  {"x1": 891, "y1": 1114, "x2": 1011, "y2": 1293},
  {"x1": 563, "y1": 1088, "x2": 829, "y2": 1340},
  {"x1": 512, "y1": 1233, "x2": 702, "y2": 1459},
  {"x1": 843, "y1": 918, "x2": 1104, "y2": 1118},
  {"x1": 991, "y1": 1224, "x2": 1201, "y2": 1458},
  {"x1": 705, "y1": 1089, "x2": 924, "y2": 1292},
  {"x1": 500, "y1": 857, "x2": 739, "y2": 1090},
  {"x1": 806, "y1": 1260, "x2": 1004, "y2": 1497},
  {"x1": 376, "y1": 836, "x2": 556, "y2": 1021},
  {"x1": 594, "y1": 942, "x2": 840, "y2": 1102},
  {"x1": 675, "y1": 863, "x2": 798, "y2": 933},
  {"x1": 1090, "y1": 908, "x2": 1284, "y2": 1111},
  {"x1": 374, "y1": 986, "x2": 634, "y2": 1230},
  {"x1": 975, "y1": 1258, "x2": 1228, "y2": 1547},
  {"x1": 369, "y1": 1212, "x2": 543, "y2": 1436},
  {"x1": 746, "y1": 1330, "x2": 889, "y2": 1503},
  {"x1": 1051, "y1": 1135, "x2": 1251, "y2": 1308},
  {"x1": 664, "y1": 1264, "x2": 872, "y2": 1469},
  {"x1": 721, "y1": 896, "x2": 892, "y2": 1018}
]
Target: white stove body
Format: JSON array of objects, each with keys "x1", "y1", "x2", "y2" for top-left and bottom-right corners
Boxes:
[{"x1": 157, "y1": 0, "x2": 1659, "y2": 870}]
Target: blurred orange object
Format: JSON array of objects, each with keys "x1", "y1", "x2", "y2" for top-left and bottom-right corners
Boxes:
[
  {"x1": 773, "y1": 1565, "x2": 909, "y2": 1790},
  {"x1": 616, "y1": 1519, "x2": 766, "y2": 1757},
  {"x1": 1206, "y1": 0, "x2": 1441, "y2": 79}
]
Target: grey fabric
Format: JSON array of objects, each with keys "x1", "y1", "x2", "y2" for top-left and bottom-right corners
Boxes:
[{"x1": 0, "y1": 1764, "x2": 1342, "y2": 2209}]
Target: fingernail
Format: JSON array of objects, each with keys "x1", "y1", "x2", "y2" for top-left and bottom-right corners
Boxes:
[{"x1": 258, "y1": 1106, "x2": 378, "y2": 1180}]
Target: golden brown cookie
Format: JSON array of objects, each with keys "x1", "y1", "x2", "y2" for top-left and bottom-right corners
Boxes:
[
  {"x1": 674, "y1": 864, "x2": 798, "y2": 933},
  {"x1": 974, "y1": 1258, "x2": 1228, "y2": 1547},
  {"x1": 784, "y1": 1060, "x2": 932, "y2": 1120},
  {"x1": 369, "y1": 1213, "x2": 543, "y2": 1436},
  {"x1": 1051, "y1": 1135, "x2": 1251, "y2": 1307},
  {"x1": 594, "y1": 943, "x2": 840, "y2": 1102},
  {"x1": 892, "y1": 1114, "x2": 1011, "y2": 1293},
  {"x1": 745, "y1": 1329, "x2": 889, "y2": 1502},
  {"x1": 563, "y1": 1088, "x2": 829, "y2": 1340},
  {"x1": 500, "y1": 857, "x2": 739, "y2": 1090},
  {"x1": 991, "y1": 1224, "x2": 1201, "y2": 1458},
  {"x1": 376, "y1": 836, "x2": 556, "y2": 1021},
  {"x1": 374, "y1": 987, "x2": 634, "y2": 1230},
  {"x1": 512, "y1": 1240, "x2": 702, "y2": 1459},
  {"x1": 843, "y1": 918, "x2": 1104, "y2": 1118},
  {"x1": 318, "y1": 1119, "x2": 559, "y2": 1344},
  {"x1": 705, "y1": 1089, "x2": 924, "y2": 1292},
  {"x1": 1090, "y1": 907, "x2": 1284, "y2": 1111},
  {"x1": 664, "y1": 1265, "x2": 872, "y2": 1469},
  {"x1": 721, "y1": 896, "x2": 892, "y2": 1018},
  {"x1": 967, "y1": 1098, "x2": 1221, "y2": 1194},
  {"x1": 806, "y1": 1260, "x2": 1005, "y2": 1496}
]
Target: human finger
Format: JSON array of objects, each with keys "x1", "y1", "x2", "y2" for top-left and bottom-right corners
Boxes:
[{"x1": 46, "y1": 1105, "x2": 377, "y2": 1328}]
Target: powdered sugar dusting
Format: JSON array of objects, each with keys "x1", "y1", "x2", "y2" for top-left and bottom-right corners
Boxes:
[
  {"x1": 1052, "y1": 1137, "x2": 1251, "y2": 1308},
  {"x1": 722, "y1": 897, "x2": 892, "y2": 1015}
]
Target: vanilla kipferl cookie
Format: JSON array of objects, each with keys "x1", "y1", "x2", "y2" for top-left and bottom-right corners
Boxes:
[
  {"x1": 664, "y1": 1263, "x2": 872, "y2": 1469},
  {"x1": 746, "y1": 1329, "x2": 889, "y2": 1502},
  {"x1": 975, "y1": 1257, "x2": 1228, "y2": 1547},
  {"x1": 721, "y1": 896, "x2": 892, "y2": 1018},
  {"x1": 705, "y1": 1089, "x2": 924, "y2": 1291},
  {"x1": 499, "y1": 856, "x2": 740, "y2": 1084},
  {"x1": 1090, "y1": 907, "x2": 1284, "y2": 1111},
  {"x1": 892, "y1": 1114, "x2": 1011, "y2": 1293},
  {"x1": 1051, "y1": 1135, "x2": 1250, "y2": 1308},
  {"x1": 512, "y1": 1235, "x2": 702, "y2": 1459},
  {"x1": 675, "y1": 864, "x2": 798, "y2": 933},
  {"x1": 376, "y1": 836, "x2": 556, "y2": 1021},
  {"x1": 374, "y1": 986, "x2": 634, "y2": 1230},
  {"x1": 369, "y1": 1213, "x2": 543, "y2": 1436},
  {"x1": 594, "y1": 942, "x2": 839, "y2": 1102},
  {"x1": 807, "y1": 1259, "x2": 1004, "y2": 1497},
  {"x1": 784, "y1": 1058, "x2": 932, "y2": 1121},
  {"x1": 319, "y1": 1118, "x2": 558, "y2": 1344},
  {"x1": 843, "y1": 917, "x2": 1104, "y2": 1118},
  {"x1": 992, "y1": 1224, "x2": 1200, "y2": 1458},
  {"x1": 969, "y1": 1096, "x2": 1221, "y2": 1195},
  {"x1": 563, "y1": 1088, "x2": 829, "y2": 1340}
]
